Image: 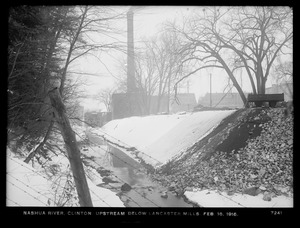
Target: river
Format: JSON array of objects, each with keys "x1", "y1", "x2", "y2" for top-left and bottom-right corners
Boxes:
[{"x1": 84, "y1": 130, "x2": 194, "y2": 207}]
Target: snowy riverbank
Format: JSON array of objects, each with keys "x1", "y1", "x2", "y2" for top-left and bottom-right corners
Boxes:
[
  {"x1": 184, "y1": 189, "x2": 293, "y2": 207},
  {"x1": 93, "y1": 110, "x2": 236, "y2": 167},
  {"x1": 6, "y1": 149, "x2": 124, "y2": 207}
]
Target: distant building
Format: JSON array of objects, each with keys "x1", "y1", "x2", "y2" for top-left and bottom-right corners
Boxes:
[
  {"x1": 148, "y1": 95, "x2": 169, "y2": 114},
  {"x1": 84, "y1": 111, "x2": 112, "y2": 127},
  {"x1": 265, "y1": 83, "x2": 293, "y2": 101},
  {"x1": 148, "y1": 93, "x2": 197, "y2": 114},
  {"x1": 170, "y1": 93, "x2": 197, "y2": 113},
  {"x1": 84, "y1": 111, "x2": 102, "y2": 127},
  {"x1": 111, "y1": 93, "x2": 145, "y2": 120},
  {"x1": 198, "y1": 92, "x2": 246, "y2": 109},
  {"x1": 111, "y1": 92, "x2": 198, "y2": 120}
]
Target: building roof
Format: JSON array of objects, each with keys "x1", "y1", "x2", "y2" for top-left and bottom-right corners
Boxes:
[
  {"x1": 265, "y1": 83, "x2": 293, "y2": 101},
  {"x1": 199, "y1": 92, "x2": 246, "y2": 108},
  {"x1": 171, "y1": 93, "x2": 197, "y2": 105}
]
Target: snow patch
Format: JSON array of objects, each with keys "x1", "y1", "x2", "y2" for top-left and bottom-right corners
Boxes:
[{"x1": 184, "y1": 189, "x2": 293, "y2": 208}]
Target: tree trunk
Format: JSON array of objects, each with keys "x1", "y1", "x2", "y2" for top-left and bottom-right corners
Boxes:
[
  {"x1": 256, "y1": 77, "x2": 267, "y2": 94},
  {"x1": 256, "y1": 62, "x2": 266, "y2": 94},
  {"x1": 256, "y1": 74, "x2": 262, "y2": 94},
  {"x1": 156, "y1": 78, "x2": 163, "y2": 113},
  {"x1": 147, "y1": 95, "x2": 151, "y2": 114},
  {"x1": 248, "y1": 73, "x2": 257, "y2": 94},
  {"x1": 217, "y1": 56, "x2": 248, "y2": 106},
  {"x1": 167, "y1": 77, "x2": 171, "y2": 114},
  {"x1": 261, "y1": 77, "x2": 266, "y2": 94},
  {"x1": 48, "y1": 88, "x2": 93, "y2": 207},
  {"x1": 232, "y1": 76, "x2": 247, "y2": 106}
]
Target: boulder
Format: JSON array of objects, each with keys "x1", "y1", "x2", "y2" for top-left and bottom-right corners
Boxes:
[
  {"x1": 258, "y1": 168, "x2": 266, "y2": 177},
  {"x1": 287, "y1": 139, "x2": 293, "y2": 145},
  {"x1": 102, "y1": 177, "x2": 118, "y2": 184},
  {"x1": 185, "y1": 187, "x2": 193, "y2": 192},
  {"x1": 168, "y1": 183, "x2": 176, "y2": 191},
  {"x1": 175, "y1": 189, "x2": 184, "y2": 197},
  {"x1": 121, "y1": 183, "x2": 132, "y2": 192},
  {"x1": 259, "y1": 186, "x2": 267, "y2": 191},
  {"x1": 243, "y1": 186, "x2": 260, "y2": 196},
  {"x1": 263, "y1": 192, "x2": 272, "y2": 201},
  {"x1": 227, "y1": 190, "x2": 235, "y2": 196},
  {"x1": 161, "y1": 191, "x2": 168, "y2": 199}
]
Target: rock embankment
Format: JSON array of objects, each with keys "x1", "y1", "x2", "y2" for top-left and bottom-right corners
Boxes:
[{"x1": 152, "y1": 108, "x2": 293, "y2": 199}]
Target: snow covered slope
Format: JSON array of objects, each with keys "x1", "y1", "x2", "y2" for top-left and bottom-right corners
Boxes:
[
  {"x1": 6, "y1": 150, "x2": 124, "y2": 207},
  {"x1": 98, "y1": 110, "x2": 235, "y2": 166},
  {"x1": 7, "y1": 155, "x2": 53, "y2": 206}
]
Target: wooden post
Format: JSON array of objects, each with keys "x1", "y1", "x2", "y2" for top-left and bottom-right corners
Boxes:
[
  {"x1": 210, "y1": 73, "x2": 212, "y2": 107},
  {"x1": 48, "y1": 88, "x2": 93, "y2": 207},
  {"x1": 127, "y1": 9, "x2": 135, "y2": 93}
]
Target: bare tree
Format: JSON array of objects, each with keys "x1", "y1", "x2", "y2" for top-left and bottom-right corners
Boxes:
[
  {"x1": 113, "y1": 30, "x2": 187, "y2": 115},
  {"x1": 8, "y1": 6, "x2": 69, "y2": 154},
  {"x1": 58, "y1": 6, "x2": 127, "y2": 95},
  {"x1": 273, "y1": 60, "x2": 293, "y2": 97},
  {"x1": 18, "y1": 5, "x2": 126, "y2": 160},
  {"x1": 8, "y1": 6, "x2": 127, "y2": 206},
  {"x1": 48, "y1": 6, "x2": 126, "y2": 206},
  {"x1": 135, "y1": 31, "x2": 187, "y2": 113},
  {"x1": 166, "y1": 6, "x2": 293, "y2": 105},
  {"x1": 95, "y1": 87, "x2": 114, "y2": 112}
]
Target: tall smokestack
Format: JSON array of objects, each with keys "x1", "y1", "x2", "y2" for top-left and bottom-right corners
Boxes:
[{"x1": 127, "y1": 8, "x2": 135, "y2": 93}]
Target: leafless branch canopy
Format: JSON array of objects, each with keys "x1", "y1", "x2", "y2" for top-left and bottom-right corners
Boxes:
[{"x1": 164, "y1": 6, "x2": 292, "y2": 104}]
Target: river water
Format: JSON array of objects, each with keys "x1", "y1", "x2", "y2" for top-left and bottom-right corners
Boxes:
[{"x1": 84, "y1": 130, "x2": 194, "y2": 207}]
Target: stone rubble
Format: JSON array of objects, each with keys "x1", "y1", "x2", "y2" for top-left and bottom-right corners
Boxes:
[{"x1": 151, "y1": 108, "x2": 293, "y2": 199}]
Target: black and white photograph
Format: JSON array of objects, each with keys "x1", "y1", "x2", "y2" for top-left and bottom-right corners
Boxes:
[{"x1": 6, "y1": 5, "x2": 293, "y2": 218}]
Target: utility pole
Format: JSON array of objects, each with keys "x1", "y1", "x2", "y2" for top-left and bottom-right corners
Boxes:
[
  {"x1": 210, "y1": 73, "x2": 212, "y2": 107},
  {"x1": 127, "y1": 7, "x2": 136, "y2": 117},
  {"x1": 127, "y1": 8, "x2": 135, "y2": 93},
  {"x1": 49, "y1": 88, "x2": 93, "y2": 207}
]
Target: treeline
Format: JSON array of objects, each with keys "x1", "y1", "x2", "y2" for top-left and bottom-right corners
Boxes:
[{"x1": 8, "y1": 5, "x2": 125, "y2": 161}]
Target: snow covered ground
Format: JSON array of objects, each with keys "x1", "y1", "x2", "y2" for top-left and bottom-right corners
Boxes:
[
  {"x1": 184, "y1": 189, "x2": 293, "y2": 208},
  {"x1": 95, "y1": 110, "x2": 236, "y2": 167},
  {"x1": 7, "y1": 109, "x2": 292, "y2": 208},
  {"x1": 6, "y1": 149, "x2": 124, "y2": 207},
  {"x1": 91, "y1": 110, "x2": 293, "y2": 208}
]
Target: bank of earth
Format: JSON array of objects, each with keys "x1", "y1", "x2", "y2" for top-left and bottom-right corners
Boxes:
[{"x1": 150, "y1": 107, "x2": 293, "y2": 201}]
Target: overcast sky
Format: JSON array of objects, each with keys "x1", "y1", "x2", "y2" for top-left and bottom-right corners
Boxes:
[{"x1": 74, "y1": 6, "x2": 281, "y2": 112}]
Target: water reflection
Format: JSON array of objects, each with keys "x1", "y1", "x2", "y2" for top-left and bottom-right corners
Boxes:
[
  {"x1": 104, "y1": 144, "x2": 193, "y2": 207},
  {"x1": 106, "y1": 145, "x2": 147, "y2": 186},
  {"x1": 85, "y1": 130, "x2": 193, "y2": 207}
]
